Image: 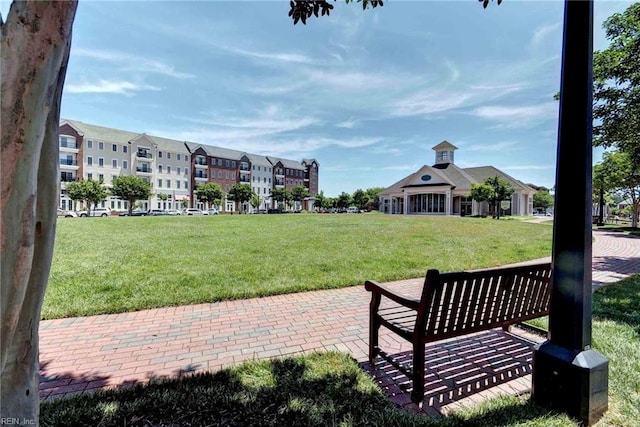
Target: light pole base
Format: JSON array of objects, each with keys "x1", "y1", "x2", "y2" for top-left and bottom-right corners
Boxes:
[{"x1": 532, "y1": 341, "x2": 608, "y2": 426}]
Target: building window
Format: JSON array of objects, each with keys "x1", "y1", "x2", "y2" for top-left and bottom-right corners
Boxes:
[
  {"x1": 436, "y1": 151, "x2": 448, "y2": 162},
  {"x1": 167, "y1": 166, "x2": 171, "y2": 174},
  {"x1": 225, "y1": 160, "x2": 230, "y2": 168},
  {"x1": 177, "y1": 154, "x2": 181, "y2": 161},
  {"x1": 87, "y1": 140, "x2": 93, "y2": 148},
  {"x1": 98, "y1": 142, "x2": 104, "y2": 150},
  {"x1": 167, "y1": 152, "x2": 171, "y2": 159},
  {"x1": 123, "y1": 145, "x2": 128, "y2": 153},
  {"x1": 112, "y1": 144, "x2": 117, "y2": 152},
  {"x1": 177, "y1": 167, "x2": 181, "y2": 175},
  {"x1": 263, "y1": 177, "x2": 267, "y2": 183},
  {"x1": 218, "y1": 171, "x2": 222, "y2": 178},
  {"x1": 98, "y1": 158, "x2": 104, "y2": 167},
  {"x1": 225, "y1": 171, "x2": 229, "y2": 179},
  {"x1": 158, "y1": 151, "x2": 163, "y2": 158},
  {"x1": 177, "y1": 181, "x2": 181, "y2": 189},
  {"x1": 185, "y1": 156, "x2": 189, "y2": 162},
  {"x1": 218, "y1": 159, "x2": 222, "y2": 166},
  {"x1": 158, "y1": 179, "x2": 162, "y2": 188},
  {"x1": 232, "y1": 161, "x2": 236, "y2": 168},
  {"x1": 123, "y1": 160, "x2": 128, "y2": 169},
  {"x1": 112, "y1": 175, "x2": 117, "y2": 181},
  {"x1": 159, "y1": 165, "x2": 163, "y2": 173},
  {"x1": 112, "y1": 159, "x2": 118, "y2": 168},
  {"x1": 98, "y1": 174, "x2": 104, "y2": 182},
  {"x1": 166, "y1": 180, "x2": 171, "y2": 188},
  {"x1": 88, "y1": 173, "x2": 93, "y2": 180},
  {"x1": 87, "y1": 156, "x2": 93, "y2": 166},
  {"x1": 184, "y1": 181, "x2": 188, "y2": 189}
]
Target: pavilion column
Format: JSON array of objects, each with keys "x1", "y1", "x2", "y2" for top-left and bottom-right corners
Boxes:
[{"x1": 532, "y1": 1, "x2": 608, "y2": 425}]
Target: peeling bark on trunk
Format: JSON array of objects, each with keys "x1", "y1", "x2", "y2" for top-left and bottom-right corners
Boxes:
[{"x1": 1, "y1": 1, "x2": 77, "y2": 422}]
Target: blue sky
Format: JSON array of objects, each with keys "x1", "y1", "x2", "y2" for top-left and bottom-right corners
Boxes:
[{"x1": 1, "y1": 1, "x2": 634, "y2": 197}]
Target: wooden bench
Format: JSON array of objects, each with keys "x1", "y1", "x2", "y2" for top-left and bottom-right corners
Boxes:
[{"x1": 365, "y1": 262, "x2": 552, "y2": 404}]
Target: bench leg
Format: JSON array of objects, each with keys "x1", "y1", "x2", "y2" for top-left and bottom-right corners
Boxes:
[
  {"x1": 411, "y1": 339, "x2": 425, "y2": 405},
  {"x1": 369, "y1": 295, "x2": 381, "y2": 363}
]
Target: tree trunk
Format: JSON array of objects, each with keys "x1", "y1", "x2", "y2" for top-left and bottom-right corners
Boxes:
[{"x1": 1, "y1": 1, "x2": 77, "y2": 422}]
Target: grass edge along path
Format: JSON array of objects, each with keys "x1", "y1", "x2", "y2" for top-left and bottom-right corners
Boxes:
[
  {"x1": 40, "y1": 274, "x2": 639, "y2": 427},
  {"x1": 46, "y1": 214, "x2": 552, "y2": 319}
]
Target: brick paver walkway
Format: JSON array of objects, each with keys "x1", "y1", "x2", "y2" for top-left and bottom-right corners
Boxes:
[{"x1": 39, "y1": 230, "x2": 639, "y2": 416}]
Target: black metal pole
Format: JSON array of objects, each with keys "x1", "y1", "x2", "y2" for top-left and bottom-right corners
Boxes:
[
  {"x1": 598, "y1": 187, "x2": 605, "y2": 226},
  {"x1": 532, "y1": 1, "x2": 608, "y2": 425},
  {"x1": 549, "y1": 0, "x2": 594, "y2": 349}
]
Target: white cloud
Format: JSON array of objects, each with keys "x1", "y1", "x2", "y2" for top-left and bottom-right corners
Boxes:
[
  {"x1": 224, "y1": 46, "x2": 315, "y2": 65},
  {"x1": 472, "y1": 103, "x2": 558, "y2": 127},
  {"x1": 466, "y1": 141, "x2": 521, "y2": 152},
  {"x1": 391, "y1": 90, "x2": 474, "y2": 117},
  {"x1": 503, "y1": 164, "x2": 555, "y2": 171},
  {"x1": 66, "y1": 80, "x2": 160, "y2": 95},
  {"x1": 336, "y1": 119, "x2": 359, "y2": 129},
  {"x1": 72, "y1": 47, "x2": 195, "y2": 79},
  {"x1": 530, "y1": 22, "x2": 562, "y2": 49}
]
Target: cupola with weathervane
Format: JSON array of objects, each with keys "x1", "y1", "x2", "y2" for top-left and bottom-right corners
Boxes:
[{"x1": 432, "y1": 140, "x2": 458, "y2": 166}]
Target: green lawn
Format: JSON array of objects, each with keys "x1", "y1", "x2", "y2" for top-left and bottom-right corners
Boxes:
[
  {"x1": 46, "y1": 213, "x2": 553, "y2": 319},
  {"x1": 40, "y1": 275, "x2": 640, "y2": 427}
]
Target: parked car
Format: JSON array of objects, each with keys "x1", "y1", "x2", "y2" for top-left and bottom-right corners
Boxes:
[
  {"x1": 57, "y1": 208, "x2": 77, "y2": 218},
  {"x1": 258, "y1": 208, "x2": 268, "y2": 214},
  {"x1": 77, "y1": 207, "x2": 111, "y2": 217},
  {"x1": 119, "y1": 209, "x2": 148, "y2": 217},
  {"x1": 346, "y1": 207, "x2": 360, "y2": 213},
  {"x1": 206, "y1": 208, "x2": 219, "y2": 215},
  {"x1": 147, "y1": 209, "x2": 168, "y2": 216},
  {"x1": 182, "y1": 208, "x2": 205, "y2": 216},
  {"x1": 165, "y1": 209, "x2": 181, "y2": 216}
]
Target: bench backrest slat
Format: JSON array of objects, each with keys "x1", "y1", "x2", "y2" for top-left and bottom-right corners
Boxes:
[{"x1": 417, "y1": 263, "x2": 551, "y2": 340}]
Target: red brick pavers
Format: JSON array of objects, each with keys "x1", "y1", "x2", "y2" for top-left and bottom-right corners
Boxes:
[{"x1": 39, "y1": 230, "x2": 639, "y2": 415}]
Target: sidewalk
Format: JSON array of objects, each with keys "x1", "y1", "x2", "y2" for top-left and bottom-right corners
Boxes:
[{"x1": 38, "y1": 230, "x2": 640, "y2": 415}]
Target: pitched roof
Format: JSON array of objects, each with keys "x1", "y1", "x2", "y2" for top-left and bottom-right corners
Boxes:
[
  {"x1": 187, "y1": 144, "x2": 246, "y2": 160},
  {"x1": 61, "y1": 119, "x2": 139, "y2": 143},
  {"x1": 431, "y1": 140, "x2": 458, "y2": 151},
  {"x1": 463, "y1": 166, "x2": 535, "y2": 191},
  {"x1": 380, "y1": 165, "x2": 457, "y2": 195},
  {"x1": 246, "y1": 153, "x2": 271, "y2": 166},
  {"x1": 267, "y1": 156, "x2": 304, "y2": 170},
  {"x1": 433, "y1": 163, "x2": 479, "y2": 191}
]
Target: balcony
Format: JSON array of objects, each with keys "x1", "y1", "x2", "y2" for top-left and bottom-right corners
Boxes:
[
  {"x1": 239, "y1": 168, "x2": 250, "y2": 174},
  {"x1": 59, "y1": 159, "x2": 78, "y2": 166},
  {"x1": 195, "y1": 173, "x2": 208, "y2": 180},
  {"x1": 239, "y1": 178, "x2": 250, "y2": 183},
  {"x1": 59, "y1": 141, "x2": 79, "y2": 153},
  {"x1": 136, "y1": 167, "x2": 153, "y2": 174},
  {"x1": 137, "y1": 151, "x2": 152, "y2": 159}
]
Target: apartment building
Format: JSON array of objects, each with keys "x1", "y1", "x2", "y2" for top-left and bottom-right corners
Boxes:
[{"x1": 58, "y1": 120, "x2": 319, "y2": 213}]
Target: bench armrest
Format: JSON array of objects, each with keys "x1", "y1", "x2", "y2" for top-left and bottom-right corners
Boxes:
[{"x1": 364, "y1": 280, "x2": 420, "y2": 310}]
